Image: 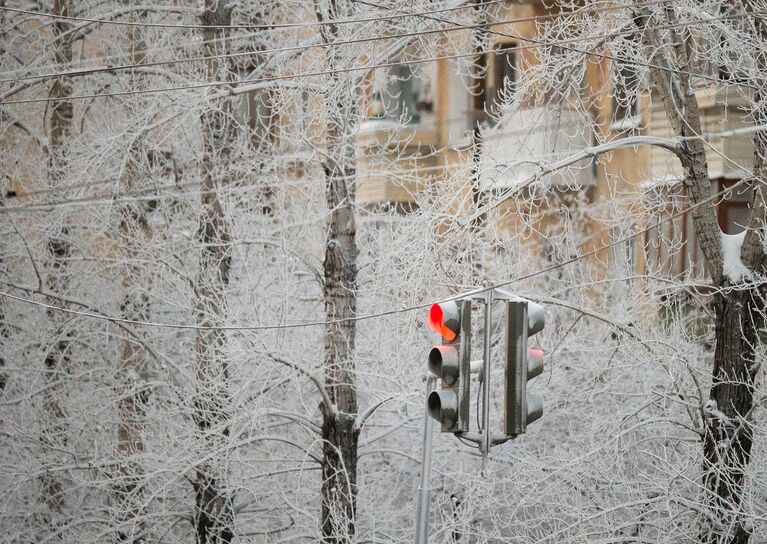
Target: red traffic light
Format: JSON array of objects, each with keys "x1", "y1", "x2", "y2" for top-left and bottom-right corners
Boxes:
[{"x1": 427, "y1": 301, "x2": 460, "y2": 341}]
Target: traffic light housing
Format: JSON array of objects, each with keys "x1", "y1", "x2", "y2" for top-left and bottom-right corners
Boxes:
[
  {"x1": 504, "y1": 300, "x2": 545, "y2": 436},
  {"x1": 427, "y1": 300, "x2": 471, "y2": 433}
]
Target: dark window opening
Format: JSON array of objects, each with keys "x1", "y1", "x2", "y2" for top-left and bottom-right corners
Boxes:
[
  {"x1": 717, "y1": 179, "x2": 753, "y2": 234},
  {"x1": 612, "y1": 61, "x2": 639, "y2": 121},
  {"x1": 485, "y1": 44, "x2": 516, "y2": 123}
]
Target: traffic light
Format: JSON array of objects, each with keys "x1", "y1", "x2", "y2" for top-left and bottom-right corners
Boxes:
[
  {"x1": 427, "y1": 300, "x2": 471, "y2": 433},
  {"x1": 504, "y1": 299, "x2": 545, "y2": 436}
]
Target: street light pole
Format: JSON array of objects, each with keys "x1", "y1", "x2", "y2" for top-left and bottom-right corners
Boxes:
[{"x1": 415, "y1": 375, "x2": 436, "y2": 544}]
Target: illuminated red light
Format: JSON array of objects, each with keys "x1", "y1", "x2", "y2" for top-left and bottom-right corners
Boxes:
[{"x1": 428, "y1": 304, "x2": 457, "y2": 341}]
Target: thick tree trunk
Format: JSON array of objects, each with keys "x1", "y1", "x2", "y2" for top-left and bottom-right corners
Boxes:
[
  {"x1": 317, "y1": 3, "x2": 360, "y2": 541},
  {"x1": 700, "y1": 5, "x2": 767, "y2": 542},
  {"x1": 700, "y1": 7, "x2": 767, "y2": 542},
  {"x1": 192, "y1": 2, "x2": 236, "y2": 542},
  {"x1": 702, "y1": 290, "x2": 762, "y2": 544},
  {"x1": 320, "y1": 154, "x2": 360, "y2": 544},
  {"x1": 634, "y1": 6, "x2": 766, "y2": 543},
  {"x1": 41, "y1": 0, "x2": 73, "y2": 536},
  {"x1": 320, "y1": 126, "x2": 359, "y2": 544}
]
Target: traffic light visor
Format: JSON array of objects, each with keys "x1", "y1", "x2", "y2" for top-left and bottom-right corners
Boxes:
[{"x1": 428, "y1": 301, "x2": 460, "y2": 341}]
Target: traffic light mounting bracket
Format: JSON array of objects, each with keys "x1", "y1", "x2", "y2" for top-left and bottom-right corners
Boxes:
[{"x1": 456, "y1": 299, "x2": 472, "y2": 433}]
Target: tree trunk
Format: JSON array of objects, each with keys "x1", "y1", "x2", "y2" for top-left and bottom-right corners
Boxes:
[
  {"x1": 700, "y1": 6, "x2": 767, "y2": 543},
  {"x1": 114, "y1": 284, "x2": 150, "y2": 543},
  {"x1": 41, "y1": 0, "x2": 73, "y2": 536},
  {"x1": 320, "y1": 163, "x2": 360, "y2": 544},
  {"x1": 317, "y1": 3, "x2": 360, "y2": 541},
  {"x1": 320, "y1": 141, "x2": 359, "y2": 544},
  {"x1": 702, "y1": 290, "x2": 762, "y2": 544},
  {"x1": 634, "y1": 6, "x2": 766, "y2": 543},
  {"x1": 0, "y1": 0, "x2": 7, "y2": 394},
  {"x1": 113, "y1": 15, "x2": 152, "y2": 541},
  {"x1": 115, "y1": 154, "x2": 151, "y2": 542},
  {"x1": 192, "y1": 2, "x2": 236, "y2": 542},
  {"x1": 469, "y1": 2, "x2": 490, "y2": 283}
]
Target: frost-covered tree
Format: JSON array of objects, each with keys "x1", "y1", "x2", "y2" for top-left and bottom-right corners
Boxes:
[{"x1": 3, "y1": 1, "x2": 767, "y2": 543}]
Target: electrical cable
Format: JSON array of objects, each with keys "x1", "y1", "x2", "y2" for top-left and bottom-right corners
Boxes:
[
  {"x1": 0, "y1": 42, "x2": 535, "y2": 105},
  {"x1": 2, "y1": 7, "x2": 756, "y2": 104},
  {"x1": 0, "y1": 0, "x2": 507, "y2": 30},
  {"x1": 2, "y1": 121, "x2": 763, "y2": 213},
  {"x1": 0, "y1": 29, "x2": 265, "y2": 81},
  {"x1": 353, "y1": 0, "x2": 762, "y2": 91},
  {"x1": 0, "y1": 0, "x2": 681, "y2": 92},
  {"x1": 0, "y1": 0, "x2": 676, "y2": 86}
]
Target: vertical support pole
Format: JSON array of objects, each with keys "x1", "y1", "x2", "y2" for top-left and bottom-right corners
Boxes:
[
  {"x1": 415, "y1": 376, "x2": 436, "y2": 544},
  {"x1": 480, "y1": 287, "x2": 493, "y2": 455},
  {"x1": 456, "y1": 300, "x2": 472, "y2": 432}
]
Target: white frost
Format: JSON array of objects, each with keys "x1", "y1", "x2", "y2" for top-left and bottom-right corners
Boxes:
[{"x1": 721, "y1": 231, "x2": 752, "y2": 283}]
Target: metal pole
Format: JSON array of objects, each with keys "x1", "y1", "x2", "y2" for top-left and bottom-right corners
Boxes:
[
  {"x1": 481, "y1": 287, "x2": 493, "y2": 455},
  {"x1": 415, "y1": 376, "x2": 436, "y2": 544}
]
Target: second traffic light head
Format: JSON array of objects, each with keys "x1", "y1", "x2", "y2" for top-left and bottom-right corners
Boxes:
[{"x1": 504, "y1": 300, "x2": 546, "y2": 436}]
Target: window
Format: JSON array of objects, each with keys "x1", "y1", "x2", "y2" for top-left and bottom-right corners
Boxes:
[
  {"x1": 716, "y1": 8, "x2": 753, "y2": 83},
  {"x1": 610, "y1": 224, "x2": 637, "y2": 319},
  {"x1": 684, "y1": 8, "x2": 754, "y2": 87},
  {"x1": 612, "y1": 60, "x2": 639, "y2": 122},
  {"x1": 612, "y1": 225, "x2": 637, "y2": 283},
  {"x1": 611, "y1": 33, "x2": 641, "y2": 128},
  {"x1": 546, "y1": 45, "x2": 586, "y2": 104},
  {"x1": 688, "y1": 33, "x2": 719, "y2": 84},
  {"x1": 371, "y1": 63, "x2": 430, "y2": 124},
  {"x1": 485, "y1": 44, "x2": 516, "y2": 122},
  {"x1": 645, "y1": 196, "x2": 689, "y2": 279}
]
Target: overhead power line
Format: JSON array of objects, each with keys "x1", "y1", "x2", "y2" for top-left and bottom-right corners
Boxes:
[
  {"x1": 0, "y1": 29, "x2": 263, "y2": 82},
  {"x1": 0, "y1": 0, "x2": 506, "y2": 31},
  {"x1": 1, "y1": 120, "x2": 763, "y2": 214},
  {"x1": 353, "y1": 0, "x2": 763, "y2": 90},
  {"x1": 0, "y1": 0, "x2": 675, "y2": 86},
  {"x1": 1, "y1": 9, "x2": 757, "y2": 106},
  {"x1": 0, "y1": 158, "x2": 760, "y2": 331}
]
